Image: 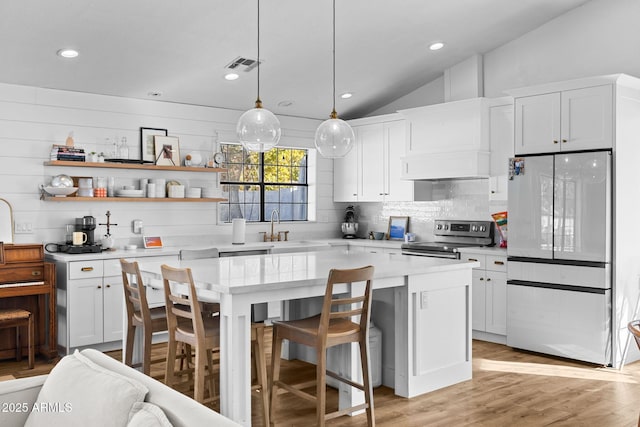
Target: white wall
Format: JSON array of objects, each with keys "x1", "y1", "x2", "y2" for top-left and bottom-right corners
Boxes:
[
  {"x1": 484, "y1": 0, "x2": 640, "y2": 97},
  {"x1": 0, "y1": 83, "x2": 344, "y2": 247},
  {"x1": 366, "y1": 76, "x2": 445, "y2": 117}
]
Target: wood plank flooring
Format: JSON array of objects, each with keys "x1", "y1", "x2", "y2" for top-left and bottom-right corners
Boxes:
[{"x1": 2, "y1": 330, "x2": 640, "y2": 426}]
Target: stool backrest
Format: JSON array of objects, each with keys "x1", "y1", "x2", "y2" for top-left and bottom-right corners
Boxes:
[
  {"x1": 161, "y1": 264, "x2": 205, "y2": 342},
  {"x1": 319, "y1": 265, "x2": 374, "y2": 342},
  {"x1": 179, "y1": 248, "x2": 219, "y2": 260},
  {"x1": 120, "y1": 259, "x2": 152, "y2": 325},
  {"x1": 628, "y1": 320, "x2": 640, "y2": 350}
]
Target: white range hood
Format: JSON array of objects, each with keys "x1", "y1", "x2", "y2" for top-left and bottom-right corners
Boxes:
[{"x1": 398, "y1": 97, "x2": 491, "y2": 181}]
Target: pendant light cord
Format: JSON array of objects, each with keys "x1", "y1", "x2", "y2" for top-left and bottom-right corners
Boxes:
[
  {"x1": 331, "y1": 0, "x2": 337, "y2": 116},
  {"x1": 256, "y1": 0, "x2": 261, "y2": 106}
]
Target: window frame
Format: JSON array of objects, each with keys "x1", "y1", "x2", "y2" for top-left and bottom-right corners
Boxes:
[{"x1": 219, "y1": 143, "x2": 310, "y2": 223}]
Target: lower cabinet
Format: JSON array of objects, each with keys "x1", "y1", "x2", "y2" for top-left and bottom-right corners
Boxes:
[
  {"x1": 55, "y1": 255, "x2": 176, "y2": 354},
  {"x1": 460, "y1": 251, "x2": 507, "y2": 343}
]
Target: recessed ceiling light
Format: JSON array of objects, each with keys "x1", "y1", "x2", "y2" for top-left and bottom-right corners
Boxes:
[
  {"x1": 224, "y1": 73, "x2": 239, "y2": 81},
  {"x1": 340, "y1": 92, "x2": 353, "y2": 99},
  {"x1": 57, "y1": 49, "x2": 79, "y2": 58},
  {"x1": 147, "y1": 91, "x2": 163, "y2": 97},
  {"x1": 277, "y1": 100, "x2": 293, "y2": 107},
  {"x1": 429, "y1": 42, "x2": 445, "y2": 51}
]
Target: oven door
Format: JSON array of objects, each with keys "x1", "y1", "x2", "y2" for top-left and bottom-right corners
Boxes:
[{"x1": 401, "y1": 250, "x2": 460, "y2": 259}]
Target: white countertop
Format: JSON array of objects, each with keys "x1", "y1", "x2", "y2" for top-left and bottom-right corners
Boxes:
[
  {"x1": 44, "y1": 238, "x2": 405, "y2": 262},
  {"x1": 138, "y1": 248, "x2": 479, "y2": 296},
  {"x1": 456, "y1": 246, "x2": 507, "y2": 256}
]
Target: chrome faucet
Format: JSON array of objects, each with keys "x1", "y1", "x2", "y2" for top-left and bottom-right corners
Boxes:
[{"x1": 269, "y1": 209, "x2": 280, "y2": 241}]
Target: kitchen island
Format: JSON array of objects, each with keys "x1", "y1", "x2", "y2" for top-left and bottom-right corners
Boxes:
[{"x1": 138, "y1": 247, "x2": 478, "y2": 426}]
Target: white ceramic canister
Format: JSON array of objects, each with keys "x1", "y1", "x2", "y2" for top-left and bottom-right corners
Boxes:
[{"x1": 146, "y1": 183, "x2": 156, "y2": 198}]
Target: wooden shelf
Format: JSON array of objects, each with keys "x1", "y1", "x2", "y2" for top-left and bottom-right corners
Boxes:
[
  {"x1": 44, "y1": 160, "x2": 226, "y2": 173},
  {"x1": 43, "y1": 196, "x2": 228, "y2": 202}
]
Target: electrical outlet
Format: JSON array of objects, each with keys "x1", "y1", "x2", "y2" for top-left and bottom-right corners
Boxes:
[
  {"x1": 132, "y1": 219, "x2": 143, "y2": 234},
  {"x1": 15, "y1": 223, "x2": 33, "y2": 234}
]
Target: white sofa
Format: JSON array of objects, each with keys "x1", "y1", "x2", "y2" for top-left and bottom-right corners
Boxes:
[{"x1": 0, "y1": 348, "x2": 240, "y2": 427}]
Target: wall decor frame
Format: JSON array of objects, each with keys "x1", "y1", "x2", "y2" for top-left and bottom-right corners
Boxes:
[
  {"x1": 140, "y1": 127, "x2": 167, "y2": 163},
  {"x1": 154, "y1": 136, "x2": 181, "y2": 166},
  {"x1": 387, "y1": 216, "x2": 409, "y2": 240}
]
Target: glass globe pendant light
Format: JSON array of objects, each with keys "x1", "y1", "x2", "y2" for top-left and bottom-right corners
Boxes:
[
  {"x1": 236, "y1": 0, "x2": 281, "y2": 153},
  {"x1": 314, "y1": 0, "x2": 355, "y2": 158}
]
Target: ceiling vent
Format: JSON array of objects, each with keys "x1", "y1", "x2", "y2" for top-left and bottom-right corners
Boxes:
[{"x1": 225, "y1": 56, "x2": 260, "y2": 72}]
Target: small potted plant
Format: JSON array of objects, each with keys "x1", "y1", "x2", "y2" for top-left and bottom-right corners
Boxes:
[
  {"x1": 97, "y1": 152, "x2": 105, "y2": 163},
  {"x1": 87, "y1": 151, "x2": 98, "y2": 162}
]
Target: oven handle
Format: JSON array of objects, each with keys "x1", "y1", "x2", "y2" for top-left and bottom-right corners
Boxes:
[{"x1": 402, "y1": 250, "x2": 459, "y2": 259}]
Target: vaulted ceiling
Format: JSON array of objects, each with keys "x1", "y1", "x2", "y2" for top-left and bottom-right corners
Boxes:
[{"x1": 0, "y1": 0, "x2": 591, "y2": 119}]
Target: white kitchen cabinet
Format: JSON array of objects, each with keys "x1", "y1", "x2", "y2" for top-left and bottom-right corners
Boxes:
[
  {"x1": 460, "y1": 251, "x2": 507, "y2": 343},
  {"x1": 55, "y1": 254, "x2": 177, "y2": 354},
  {"x1": 513, "y1": 84, "x2": 613, "y2": 155},
  {"x1": 488, "y1": 99, "x2": 514, "y2": 201},
  {"x1": 333, "y1": 136, "x2": 359, "y2": 202},
  {"x1": 64, "y1": 259, "x2": 123, "y2": 349},
  {"x1": 334, "y1": 114, "x2": 412, "y2": 202}
]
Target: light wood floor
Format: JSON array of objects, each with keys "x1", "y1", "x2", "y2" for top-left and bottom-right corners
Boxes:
[{"x1": 3, "y1": 330, "x2": 640, "y2": 426}]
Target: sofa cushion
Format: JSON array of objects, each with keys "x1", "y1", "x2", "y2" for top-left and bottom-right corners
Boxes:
[
  {"x1": 127, "y1": 402, "x2": 173, "y2": 427},
  {"x1": 25, "y1": 350, "x2": 148, "y2": 427}
]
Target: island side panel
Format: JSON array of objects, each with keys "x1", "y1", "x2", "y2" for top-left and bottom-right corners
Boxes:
[{"x1": 394, "y1": 268, "x2": 473, "y2": 398}]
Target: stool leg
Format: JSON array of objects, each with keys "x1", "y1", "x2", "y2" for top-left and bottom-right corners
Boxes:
[
  {"x1": 269, "y1": 327, "x2": 283, "y2": 426},
  {"x1": 28, "y1": 315, "x2": 34, "y2": 369},
  {"x1": 15, "y1": 326, "x2": 21, "y2": 362},
  {"x1": 253, "y1": 327, "x2": 269, "y2": 425}
]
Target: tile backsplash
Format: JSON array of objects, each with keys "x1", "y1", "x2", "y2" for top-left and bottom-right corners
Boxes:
[{"x1": 340, "y1": 179, "x2": 507, "y2": 242}]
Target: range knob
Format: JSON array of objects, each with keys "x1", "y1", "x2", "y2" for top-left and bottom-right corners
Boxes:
[
  {"x1": 471, "y1": 225, "x2": 478, "y2": 232},
  {"x1": 436, "y1": 224, "x2": 443, "y2": 230},
  {"x1": 480, "y1": 225, "x2": 486, "y2": 232},
  {"x1": 444, "y1": 224, "x2": 449, "y2": 230}
]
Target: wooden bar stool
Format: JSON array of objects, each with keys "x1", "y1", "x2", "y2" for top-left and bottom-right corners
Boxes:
[
  {"x1": 269, "y1": 265, "x2": 376, "y2": 426},
  {"x1": 0, "y1": 308, "x2": 34, "y2": 369},
  {"x1": 120, "y1": 259, "x2": 169, "y2": 377}
]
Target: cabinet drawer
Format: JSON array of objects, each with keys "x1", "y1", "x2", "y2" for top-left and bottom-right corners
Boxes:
[
  {"x1": 460, "y1": 254, "x2": 486, "y2": 269},
  {"x1": 0, "y1": 265, "x2": 45, "y2": 283},
  {"x1": 69, "y1": 260, "x2": 103, "y2": 279},
  {"x1": 486, "y1": 256, "x2": 507, "y2": 272},
  {"x1": 103, "y1": 258, "x2": 122, "y2": 277}
]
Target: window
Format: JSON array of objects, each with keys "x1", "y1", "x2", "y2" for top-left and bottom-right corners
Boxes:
[{"x1": 219, "y1": 143, "x2": 309, "y2": 222}]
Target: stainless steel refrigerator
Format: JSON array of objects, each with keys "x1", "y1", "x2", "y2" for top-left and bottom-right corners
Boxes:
[{"x1": 507, "y1": 150, "x2": 612, "y2": 365}]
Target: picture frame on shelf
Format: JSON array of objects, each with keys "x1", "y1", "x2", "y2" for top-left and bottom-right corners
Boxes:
[
  {"x1": 154, "y1": 136, "x2": 180, "y2": 166},
  {"x1": 140, "y1": 127, "x2": 167, "y2": 163},
  {"x1": 387, "y1": 216, "x2": 409, "y2": 240}
]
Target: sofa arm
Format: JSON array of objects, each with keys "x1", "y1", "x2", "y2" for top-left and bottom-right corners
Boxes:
[{"x1": 0, "y1": 375, "x2": 47, "y2": 427}]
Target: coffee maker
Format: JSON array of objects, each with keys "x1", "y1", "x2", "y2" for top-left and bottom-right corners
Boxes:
[{"x1": 58, "y1": 216, "x2": 103, "y2": 253}]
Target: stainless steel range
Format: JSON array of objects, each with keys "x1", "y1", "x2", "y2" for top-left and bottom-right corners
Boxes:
[{"x1": 401, "y1": 219, "x2": 494, "y2": 259}]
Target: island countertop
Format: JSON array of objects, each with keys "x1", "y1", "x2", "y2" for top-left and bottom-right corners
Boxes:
[{"x1": 138, "y1": 247, "x2": 479, "y2": 296}]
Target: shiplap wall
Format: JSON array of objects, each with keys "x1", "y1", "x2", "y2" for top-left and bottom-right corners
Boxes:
[{"x1": 0, "y1": 83, "x2": 343, "y2": 246}]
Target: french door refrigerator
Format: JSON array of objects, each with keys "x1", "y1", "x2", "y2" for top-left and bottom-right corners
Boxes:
[{"x1": 507, "y1": 150, "x2": 612, "y2": 365}]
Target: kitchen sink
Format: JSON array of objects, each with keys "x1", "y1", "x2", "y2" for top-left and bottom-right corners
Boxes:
[{"x1": 268, "y1": 240, "x2": 332, "y2": 254}]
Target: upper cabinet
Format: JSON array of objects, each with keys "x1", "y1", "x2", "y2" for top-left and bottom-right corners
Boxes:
[
  {"x1": 513, "y1": 85, "x2": 613, "y2": 154},
  {"x1": 488, "y1": 99, "x2": 514, "y2": 201},
  {"x1": 334, "y1": 114, "x2": 413, "y2": 202}
]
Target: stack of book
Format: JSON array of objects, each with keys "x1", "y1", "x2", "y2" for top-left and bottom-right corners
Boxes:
[{"x1": 50, "y1": 145, "x2": 85, "y2": 161}]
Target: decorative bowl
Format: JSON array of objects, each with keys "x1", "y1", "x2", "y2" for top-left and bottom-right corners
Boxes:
[
  {"x1": 50, "y1": 174, "x2": 74, "y2": 188},
  {"x1": 372, "y1": 231, "x2": 386, "y2": 240},
  {"x1": 43, "y1": 186, "x2": 78, "y2": 197}
]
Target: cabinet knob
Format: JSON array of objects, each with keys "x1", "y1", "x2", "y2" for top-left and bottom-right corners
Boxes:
[
  {"x1": 494, "y1": 261, "x2": 505, "y2": 265},
  {"x1": 353, "y1": 193, "x2": 357, "y2": 196},
  {"x1": 31, "y1": 270, "x2": 41, "y2": 276},
  {"x1": 562, "y1": 139, "x2": 567, "y2": 143},
  {"x1": 106, "y1": 284, "x2": 111, "y2": 288},
  {"x1": 479, "y1": 277, "x2": 484, "y2": 281},
  {"x1": 468, "y1": 258, "x2": 478, "y2": 262},
  {"x1": 487, "y1": 278, "x2": 491, "y2": 282},
  {"x1": 81, "y1": 267, "x2": 94, "y2": 272},
  {"x1": 553, "y1": 140, "x2": 558, "y2": 144},
  {"x1": 97, "y1": 285, "x2": 102, "y2": 289}
]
